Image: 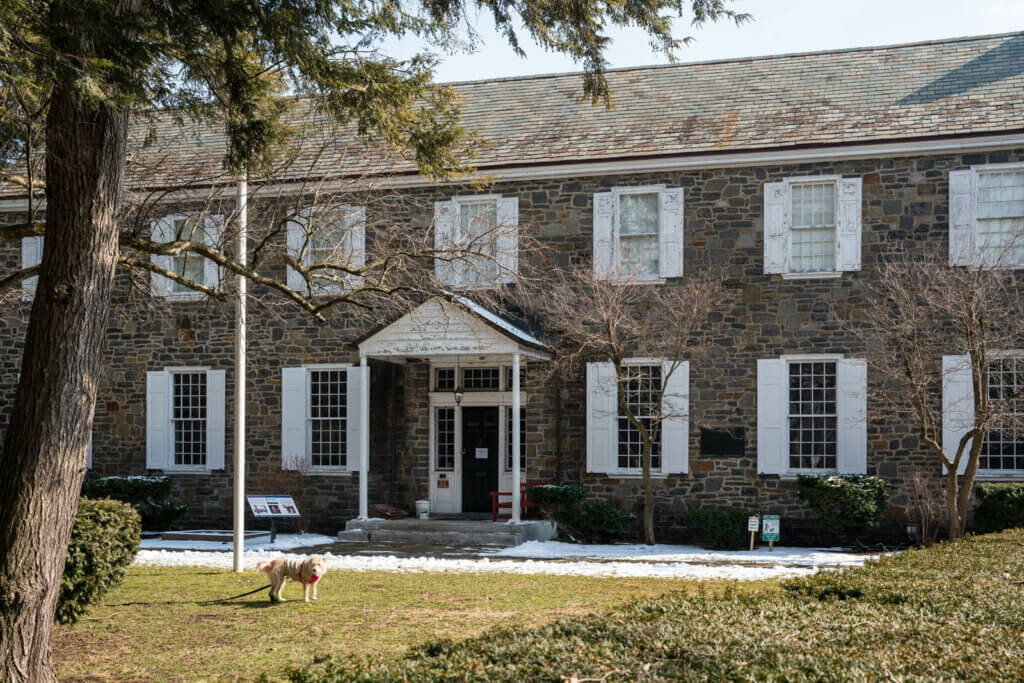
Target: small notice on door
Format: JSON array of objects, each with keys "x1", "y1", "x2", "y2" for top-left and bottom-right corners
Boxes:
[{"x1": 475, "y1": 448, "x2": 489, "y2": 459}]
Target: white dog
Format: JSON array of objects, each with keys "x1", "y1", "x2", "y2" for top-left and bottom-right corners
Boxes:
[{"x1": 257, "y1": 555, "x2": 327, "y2": 603}]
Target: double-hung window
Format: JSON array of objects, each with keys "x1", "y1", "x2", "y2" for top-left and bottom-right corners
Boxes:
[
  {"x1": 593, "y1": 186, "x2": 684, "y2": 282},
  {"x1": 281, "y1": 365, "x2": 365, "y2": 473},
  {"x1": 950, "y1": 164, "x2": 1024, "y2": 267},
  {"x1": 434, "y1": 194, "x2": 518, "y2": 288},
  {"x1": 150, "y1": 214, "x2": 223, "y2": 298},
  {"x1": 617, "y1": 364, "x2": 663, "y2": 473},
  {"x1": 286, "y1": 205, "x2": 366, "y2": 294},
  {"x1": 757, "y1": 356, "x2": 867, "y2": 475},
  {"x1": 146, "y1": 368, "x2": 226, "y2": 471},
  {"x1": 763, "y1": 176, "x2": 862, "y2": 277}
]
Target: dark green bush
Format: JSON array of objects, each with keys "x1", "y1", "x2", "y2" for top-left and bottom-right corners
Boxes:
[
  {"x1": 528, "y1": 485, "x2": 634, "y2": 542},
  {"x1": 973, "y1": 483, "x2": 1024, "y2": 533},
  {"x1": 797, "y1": 474, "x2": 889, "y2": 541},
  {"x1": 58, "y1": 497, "x2": 141, "y2": 625},
  {"x1": 684, "y1": 507, "x2": 753, "y2": 550},
  {"x1": 282, "y1": 529, "x2": 1024, "y2": 682},
  {"x1": 81, "y1": 475, "x2": 186, "y2": 530}
]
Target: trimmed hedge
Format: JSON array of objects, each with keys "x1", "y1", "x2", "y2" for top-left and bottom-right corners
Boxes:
[
  {"x1": 58, "y1": 497, "x2": 141, "y2": 625},
  {"x1": 81, "y1": 475, "x2": 186, "y2": 530},
  {"x1": 973, "y1": 482, "x2": 1024, "y2": 533},
  {"x1": 281, "y1": 530, "x2": 1024, "y2": 681},
  {"x1": 529, "y1": 485, "x2": 634, "y2": 542},
  {"x1": 796, "y1": 474, "x2": 888, "y2": 541},
  {"x1": 684, "y1": 507, "x2": 752, "y2": 550}
]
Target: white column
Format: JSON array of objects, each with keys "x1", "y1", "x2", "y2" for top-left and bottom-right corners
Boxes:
[
  {"x1": 511, "y1": 351, "x2": 521, "y2": 523},
  {"x1": 359, "y1": 353, "x2": 370, "y2": 519},
  {"x1": 232, "y1": 176, "x2": 248, "y2": 573}
]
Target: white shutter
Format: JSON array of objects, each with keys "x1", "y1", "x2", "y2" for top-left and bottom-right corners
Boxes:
[
  {"x1": 836, "y1": 358, "x2": 867, "y2": 474},
  {"x1": 586, "y1": 362, "x2": 616, "y2": 474},
  {"x1": 757, "y1": 359, "x2": 788, "y2": 474},
  {"x1": 496, "y1": 197, "x2": 518, "y2": 284},
  {"x1": 202, "y1": 215, "x2": 224, "y2": 291},
  {"x1": 344, "y1": 205, "x2": 366, "y2": 290},
  {"x1": 660, "y1": 360, "x2": 689, "y2": 474},
  {"x1": 286, "y1": 209, "x2": 308, "y2": 292},
  {"x1": 146, "y1": 371, "x2": 170, "y2": 470},
  {"x1": 206, "y1": 370, "x2": 226, "y2": 470},
  {"x1": 763, "y1": 182, "x2": 789, "y2": 274},
  {"x1": 21, "y1": 236, "x2": 42, "y2": 300},
  {"x1": 593, "y1": 192, "x2": 615, "y2": 280},
  {"x1": 434, "y1": 200, "x2": 456, "y2": 286},
  {"x1": 659, "y1": 188, "x2": 684, "y2": 279},
  {"x1": 942, "y1": 354, "x2": 974, "y2": 475},
  {"x1": 949, "y1": 170, "x2": 977, "y2": 266},
  {"x1": 281, "y1": 367, "x2": 308, "y2": 470},
  {"x1": 150, "y1": 217, "x2": 175, "y2": 297},
  {"x1": 836, "y1": 178, "x2": 863, "y2": 272},
  {"x1": 347, "y1": 365, "x2": 366, "y2": 472}
]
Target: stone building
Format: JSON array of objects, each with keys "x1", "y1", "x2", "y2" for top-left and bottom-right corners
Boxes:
[{"x1": 2, "y1": 31, "x2": 1023, "y2": 539}]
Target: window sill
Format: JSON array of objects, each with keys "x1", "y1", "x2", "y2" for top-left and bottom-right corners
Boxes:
[
  {"x1": 590, "y1": 472, "x2": 677, "y2": 479},
  {"x1": 780, "y1": 271, "x2": 843, "y2": 280},
  {"x1": 160, "y1": 292, "x2": 209, "y2": 302},
  {"x1": 307, "y1": 468, "x2": 354, "y2": 477},
  {"x1": 160, "y1": 467, "x2": 211, "y2": 474},
  {"x1": 975, "y1": 472, "x2": 1024, "y2": 482}
]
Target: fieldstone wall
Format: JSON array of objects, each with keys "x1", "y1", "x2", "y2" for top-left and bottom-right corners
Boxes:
[{"x1": 0, "y1": 146, "x2": 1021, "y2": 541}]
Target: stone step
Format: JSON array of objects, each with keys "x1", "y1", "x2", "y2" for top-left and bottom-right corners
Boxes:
[
  {"x1": 336, "y1": 529, "x2": 369, "y2": 543},
  {"x1": 340, "y1": 518, "x2": 557, "y2": 547}
]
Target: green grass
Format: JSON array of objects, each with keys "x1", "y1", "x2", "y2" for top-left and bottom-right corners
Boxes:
[
  {"x1": 54, "y1": 565, "x2": 761, "y2": 681},
  {"x1": 286, "y1": 530, "x2": 1024, "y2": 682}
]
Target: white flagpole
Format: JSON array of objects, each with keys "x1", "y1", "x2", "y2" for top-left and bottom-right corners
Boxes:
[{"x1": 232, "y1": 175, "x2": 248, "y2": 573}]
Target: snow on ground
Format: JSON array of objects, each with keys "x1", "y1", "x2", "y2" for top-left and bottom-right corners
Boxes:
[
  {"x1": 490, "y1": 541, "x2": 872, "y2": 567},
  {"x1": 134, "y1": 534, "x2": 877, "y2": 580}
]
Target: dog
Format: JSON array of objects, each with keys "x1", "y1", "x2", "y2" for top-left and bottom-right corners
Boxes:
[{"x1": 257, "y1": 555, "x2": 327, "y2": 603}]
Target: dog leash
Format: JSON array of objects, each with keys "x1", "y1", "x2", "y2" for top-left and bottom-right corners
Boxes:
[{"x1": 197, "y1": 583, "x2": 272, "y2": 605}]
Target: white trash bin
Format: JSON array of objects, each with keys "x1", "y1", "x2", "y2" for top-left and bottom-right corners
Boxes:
[{"x1": 415, "y1": 499, "x2": 431, "y2": 520}]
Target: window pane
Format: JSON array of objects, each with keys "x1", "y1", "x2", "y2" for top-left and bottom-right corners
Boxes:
[
  {"x1": 462, "y1": 367, "x2": 500, "y2": 391},
  {"x1": 309, "y1": 369, "x2": 347, "y2": 468},
  {"x1": 457, "y1": 200, "x2": 498, "y2": 284},
  {"x1": 620, "y1": 234, "x2": 659, "y2": 278},
  {"x1": 172, "y1": 372, "x2": 207, "y2": 466},
  {"x1": 788, "y1": 361, "x2": 838, "y2": 470},
  {"x1": 435, "y1": 368, "x2": 455, "y2": 391},
  {"x1": 617, "y1": 365, "x2": 662, "y2": 471},
  {"x1": 981, "y1": 357, "x2": 1024, "y2": 471},
  {"x1": 171, "y1": 218, "x2": 206, "y2": 293},
  {"x1": 791, "y1": 182, "x2": 836, "y2": 273},
  {"x1": 618, "y1": 193, "x2": 659, "y2": 236},
  {"x1": 978, "y1": 171, "x2": 1024, "y2": 219}
]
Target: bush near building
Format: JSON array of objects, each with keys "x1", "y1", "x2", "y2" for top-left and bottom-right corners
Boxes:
[
  {"x1": 973, "y1": 483, "x2": 1024, "y2": 534},
  {"x1": 796, "y1": 474, "x2": 889, "y2": 542},
  {"x1": 283, "y1": 529, "x2": 1024, "y2": 681},
  {"x1": 81, "y1": 475, "x2": 186, "y2": 530},
  {"x1": 683, "y1": 508, "x2": 753, "y2": 550},
  {"x1": 57, "y1": 498, "x2": 141, "y2": 625}
]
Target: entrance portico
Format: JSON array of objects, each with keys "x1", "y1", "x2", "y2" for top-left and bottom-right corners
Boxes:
[{"x1": 356, "y1": 296, "x2": 551, "y2": 521}]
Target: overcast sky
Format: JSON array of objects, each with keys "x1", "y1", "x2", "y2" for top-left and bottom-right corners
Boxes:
[{"x1": 377, "y1": 0, "x2": 1024, "y2": 83}]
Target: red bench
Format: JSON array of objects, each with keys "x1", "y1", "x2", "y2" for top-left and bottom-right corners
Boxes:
[{"x1": 490, "y1": 481, "x2": 548, "y2": 522}]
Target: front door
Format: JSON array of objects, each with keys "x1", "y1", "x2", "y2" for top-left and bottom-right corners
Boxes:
[{"x1": 461, "y1": 407, "x2": 499, "y2": 513}]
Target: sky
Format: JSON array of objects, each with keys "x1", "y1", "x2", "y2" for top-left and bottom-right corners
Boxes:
[{"x1": 377, "y1": 0, "x2": 1024, "y2": 84}]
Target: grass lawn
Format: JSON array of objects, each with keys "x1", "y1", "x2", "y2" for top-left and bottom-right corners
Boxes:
[{"x1": 53, "y1": 565, "x2": 772, "y2": 681}]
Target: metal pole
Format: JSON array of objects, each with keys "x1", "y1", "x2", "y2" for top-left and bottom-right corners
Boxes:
[
  {"x1": 359, "y1": 354, "x2": 370, "y2": 519},
  {"x1": 511, "y1": 351, "x2": 521, "y2": 523},
  {"x1": 232, "y1": 176, "x2": 248, "y2": 573}
]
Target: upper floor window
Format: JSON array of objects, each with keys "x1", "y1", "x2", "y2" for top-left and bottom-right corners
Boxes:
[
  {"x1": 950, "y1": 164, "x2": 1024, "y2": 267},
  {"x1": 20, "y1": 236, "x2": 42, "y2": 300},
  {"x1": 593, "y1": 186, "x2": 683, "y2": 282},
  {"x1": 763, "y1": 176, "x2": 862, "y2": 277},
  {"x1": 434, "y1": 194, "x2": 518, "y2": 289},
  {"x1": 150, "y1": 214, "x2": 223, "y2": 299},
  {"x1": 146, "y1": 367, "x2": 226, "y2": 472},
  {"x1": 286, "y1": 205, "x2": 366, "y2": 295}
]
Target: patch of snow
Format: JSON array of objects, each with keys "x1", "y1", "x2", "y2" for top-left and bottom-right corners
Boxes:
[
  {"x1": 141, "y1": 533, "x2": 339, "y2": 553},
  {"x1": 134, "y1": 549, "x2": 819, "y2": 580}
]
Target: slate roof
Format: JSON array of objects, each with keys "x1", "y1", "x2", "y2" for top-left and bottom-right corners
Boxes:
[{"x1": 6, "y1": 31, "x2": 1024, "y2": 195}]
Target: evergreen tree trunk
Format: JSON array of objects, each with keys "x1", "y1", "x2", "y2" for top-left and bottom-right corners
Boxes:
[{"x1": 0, "y1": 85, "x2": 126, "y2": 682}]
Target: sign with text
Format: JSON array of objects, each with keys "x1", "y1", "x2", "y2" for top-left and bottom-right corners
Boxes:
[
  {"x1": 747, "y1": 515, "x2": 760, "y2": 532},
  {"x1": 761, "y1": 514, "x2": 780, "y2": 542},
  {"x1": 247, "y1": 495, "x2": 300, "y2": 518}
]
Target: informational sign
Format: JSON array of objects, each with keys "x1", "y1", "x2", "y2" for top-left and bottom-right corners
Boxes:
[
  {"x1": 761, "y1": 514, "x2": 780, "y2": 542},
  {"x1": 247, "y1": 495, "x2": 300, "y2": 518},
  {"x1": 747, "y1": 515, "x2": 760, "y2": 532},
  {"x1": 475, "y1": 448, "x2": 489, "y2": 459}
]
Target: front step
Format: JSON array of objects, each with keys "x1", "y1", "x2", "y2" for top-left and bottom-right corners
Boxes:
[{"x1": 339, "y1": 518, "x2": 556, "y2": 547}]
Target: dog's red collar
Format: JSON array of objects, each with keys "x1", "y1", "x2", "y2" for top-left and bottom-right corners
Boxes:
[{"x1": 310, "y1": 574, "x2": 320, "y2": 584}]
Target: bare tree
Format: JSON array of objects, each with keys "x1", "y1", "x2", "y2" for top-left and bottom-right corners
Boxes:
[
  {"x1": 850, "y1": 251, "x2": 1023, "y2": 539},
  {"x1": 512, "y1": 264, "x2": 726, "y2": 544}
]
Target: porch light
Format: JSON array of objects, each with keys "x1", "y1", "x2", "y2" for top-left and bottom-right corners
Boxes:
[
  {"x1": 454, "y1": 386, "x2": 464, "y2": 406},
  {"x1": 454, "y1": 355, "x2": 464, "y2": 406}
]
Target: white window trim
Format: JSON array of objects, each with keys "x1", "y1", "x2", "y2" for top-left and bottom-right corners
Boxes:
[
  {"x1": 978, "y1": 350, "x2": 1024, "y2": 480},
  {"x1": 965, "y1": 163, "x2": 1024, "y2": 270},
  {"x1": 163, "y1": 367, "x2": 212, "y2": 473},
  {"x1": 304, "y1": 363, "x2": 353, "y2": 476},
  {"x1": 782, "y1": 354, "x2": 843, "y2": 478},
  {"x1": 610, "y1": 185, "x2": 668, "y2": 285}
]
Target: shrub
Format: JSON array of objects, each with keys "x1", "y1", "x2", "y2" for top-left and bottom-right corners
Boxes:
[
  {"x1": 81, "y1": 475, "x2": 186, "y2": 530},
  {"x1": 797, "y1": 474, "x2": 889, "y2": 541},
  {"x1": 58, "y1": 497, "x2": 141, "y2": 625},
  {"x1": 973, "y1": 483, "x2": 1024, "y2": 534},
  {"x1": 282, "y1": 529, "x2": 1024, "y2": 681},
  {"x1": 684, "y1": 507, "x2": 753, "y2": 550},
  {"x1": 528, "y1": 485, "x2": 634, "y2": 542}
]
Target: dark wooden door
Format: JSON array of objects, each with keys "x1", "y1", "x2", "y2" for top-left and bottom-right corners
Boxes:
[{"x1": 461, "y1": 407, "x2": 499, "y2": 513}]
